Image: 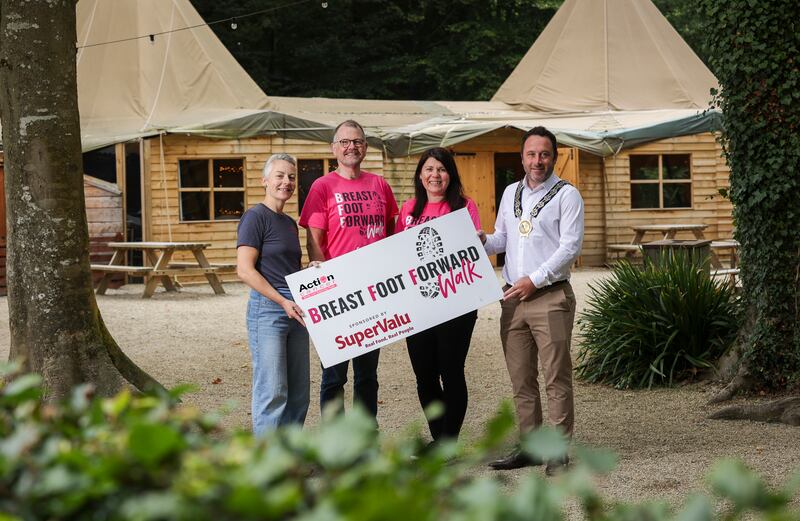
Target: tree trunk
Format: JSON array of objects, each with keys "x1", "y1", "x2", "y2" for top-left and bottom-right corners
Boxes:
[
  {"x1": 699, "y1": 0, "x2": 800, "y2": 421},
  {"x1": 0, "y1": 0, "x2": 162, "y2": 400},
  {"x1": 708, "y1": 397, "x2": 800, "y2": 426}
]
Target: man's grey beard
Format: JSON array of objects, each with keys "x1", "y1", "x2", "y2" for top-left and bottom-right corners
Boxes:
[{"x1": 524, "y1": 166, "x2": 554, "y2": 186}]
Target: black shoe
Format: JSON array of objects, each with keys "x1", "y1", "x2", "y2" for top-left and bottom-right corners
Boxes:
[
  {"x1": 545, "y1": 456, "x2": 570, "y2": 476},
  {"x1": 488, "y1": 449, "x2": 542, "y2": 471}
]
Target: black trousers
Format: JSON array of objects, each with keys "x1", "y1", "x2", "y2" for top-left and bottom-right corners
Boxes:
[
  {"x1": 320, "y1": 349, "x2": 380, "y2": 418},
  {"x1": 406, "y1": 310, "x2": 478, "y2": 440}
]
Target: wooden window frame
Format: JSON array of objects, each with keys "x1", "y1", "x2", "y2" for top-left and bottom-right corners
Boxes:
[
  {"x1": 629, "y1": 153, "x2": 693, "y2": 210},
  {"x1": 177, "y1": 156, "x2": 246, "y2": 223},
  {"x1": 297, "y1": 157, "x2": 338, "y2": 211}
]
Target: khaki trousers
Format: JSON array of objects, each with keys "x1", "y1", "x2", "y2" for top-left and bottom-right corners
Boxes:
[{"x1": 500, "y1": 281, "x2": 576, "y2": 436}]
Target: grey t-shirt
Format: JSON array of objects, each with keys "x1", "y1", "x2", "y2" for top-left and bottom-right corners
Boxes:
[{"x1": 236, "y1": 203, "x2": 301, "y2": 292}]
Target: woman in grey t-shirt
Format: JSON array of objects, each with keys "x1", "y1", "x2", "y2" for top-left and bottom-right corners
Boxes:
[{"x1": 236, "y1": 153, "x2": 309, "y2": 435}]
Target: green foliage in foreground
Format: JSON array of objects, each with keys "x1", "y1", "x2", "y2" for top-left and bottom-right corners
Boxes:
[
  {"x1": 576, "y1": 255, "x2": 740, "y2": 389},
  {"x1": 1, "y1": 364, "x2": 798, "y2": 520}
]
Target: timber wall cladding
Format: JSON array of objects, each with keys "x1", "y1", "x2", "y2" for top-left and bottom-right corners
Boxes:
[
  {"x1": 578, "y1": 151, "x2": 607, "y2": 267},
  {"x1": 383, "y1": 155, "x2": 418, "y2": 207},
  {"x1": 602, "y1": 132, "x2": 734, "y2": 262},
  {"x1": 146, "y1": 135, "x2": 386, "y2": 278},
  {"x1": 84, "y1": 176, "x2": 125, "y2": 288}
]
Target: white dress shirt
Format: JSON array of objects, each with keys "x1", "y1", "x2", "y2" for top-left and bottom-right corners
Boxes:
[{"x1": 484, "y1": 174, "x2": 584, "y2": 288}]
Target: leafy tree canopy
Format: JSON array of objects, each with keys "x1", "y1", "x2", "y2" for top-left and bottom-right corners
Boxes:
[{"x1": 192, "y1": 0, "x2": 711, "y2": 101}]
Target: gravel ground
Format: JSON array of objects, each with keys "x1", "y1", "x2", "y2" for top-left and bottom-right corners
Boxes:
[{"x1": 1, "y1": 268, "x2": 798, "y2": 512}]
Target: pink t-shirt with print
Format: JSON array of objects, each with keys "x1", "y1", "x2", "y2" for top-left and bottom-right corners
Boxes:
[
  {"x1": 299, "y1": 171, "x2": 399, "y2": 259},
  {"x1": 395, "y1": 198, "x2": 481, "y2": 233}
]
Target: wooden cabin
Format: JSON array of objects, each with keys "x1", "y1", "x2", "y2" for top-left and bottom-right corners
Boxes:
[
  {"x1": 136, "y1": 135, "x2": 386, "y2": 279},
  {"x1": 385, "y1": 129, "x2": 733, "y2": 267},
  {"x1": 0, "y1": 123, "x2": 733, "y2": 296},
  {"x1": 0, "y1": 158, "x2": 125, "y2": 295},
  {"x1": 120, "y1": 128, "x2": 733, "y2": 275}
]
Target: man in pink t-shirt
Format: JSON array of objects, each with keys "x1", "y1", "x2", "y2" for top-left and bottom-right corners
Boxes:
[{"x1": 299, "y1": 120, "x2": 398, "y2": 420}]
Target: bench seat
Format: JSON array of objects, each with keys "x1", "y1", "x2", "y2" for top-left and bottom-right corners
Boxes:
[
  {"x1": 710, "y1": 240, "x2": 739, "y2": 249},
  {"x1": 168, "y1": 262, "x2": 237, "y2": 272},
  {"x1": 607, "y1": 244, "x2": 641, "y2": 252},
  {"x1": 711, "y1": 268, "x2": 740, "y2": 277},
  {"x1": 90, "y1": 265, "x2": 152, "y2": 274}
]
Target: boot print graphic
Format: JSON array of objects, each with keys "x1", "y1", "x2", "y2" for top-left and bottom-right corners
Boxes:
[{"x1": 415, "y1": 226, "x2": 444, "y2": 298}]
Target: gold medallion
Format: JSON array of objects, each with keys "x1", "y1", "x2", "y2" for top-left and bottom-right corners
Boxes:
[{"x1": 518, "y1": 219, "x2": 532, "y2": 238}]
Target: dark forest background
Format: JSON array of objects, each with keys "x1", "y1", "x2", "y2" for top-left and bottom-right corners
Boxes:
[{"x1": 191, "y1": 0, "x2": 710, "y2": 101}]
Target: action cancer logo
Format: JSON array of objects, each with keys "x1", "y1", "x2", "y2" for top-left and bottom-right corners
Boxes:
[{"x1": 298, "y1": 274, "x2": 337, "y2": 300}]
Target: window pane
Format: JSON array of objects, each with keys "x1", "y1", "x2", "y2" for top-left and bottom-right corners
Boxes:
[
  {"x1": 663, "y1": 183, "x2": 692, "y2": 208},
  {"x1": 298, "y1": 159, "x2": 324, "y2": 211},
  {"x1": 631, "y1": 184, "x2": 659, "y2": 209},
  {"x1": 630, "y1": 155, "x2": 659, "y2": 180},
  {"x1": 663, "y1": 154, "x2": 690, "y2": 179},
  {"x1": 214, "y1": 192, "x2": 245, "y2": 220},
  {"x1": 213, "y1": 159, "x2": 244, "y2": 188},
  {"x1": 328, "y1": 159, "x2": 338, "y2": 172},
  {"x1": 179, "y1": 160, "x2": 209, "y2": 188},
  {"x1": 82, "y1": 145, "x2": 117, "y2": 183},
  {"x1": 180, "y1": 192, "x2": 210, "y2": 221}
]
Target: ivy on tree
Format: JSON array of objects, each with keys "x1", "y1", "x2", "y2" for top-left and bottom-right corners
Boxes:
[{"x1": 700, "y1": 0, "x2": 800, "y2": 411}]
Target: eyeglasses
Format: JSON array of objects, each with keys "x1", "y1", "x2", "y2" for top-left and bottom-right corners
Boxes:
[{"x1": 333, "y1": 138, "x2": 366, "y2": 148}]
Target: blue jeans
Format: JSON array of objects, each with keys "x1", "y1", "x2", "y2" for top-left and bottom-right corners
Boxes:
[
  {"x1": 246, "y1": 289, "x2": 309, "y2": 435},
  {"x1": 320, "y1": 349, "x2": 380, "y2": 418}
]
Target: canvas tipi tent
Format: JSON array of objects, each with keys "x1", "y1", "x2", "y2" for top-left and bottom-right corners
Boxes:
[
  {"x1": 493, "y1": 0, "x2": 718, "y2": 112},
  {"x1": 74, "y1": 0, "x2": 272, "y2": 151}
]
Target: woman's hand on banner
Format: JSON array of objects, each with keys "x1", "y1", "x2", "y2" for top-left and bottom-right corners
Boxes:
[{"x1": 282, "y1": 299, "x2": 307, "y2": 326}]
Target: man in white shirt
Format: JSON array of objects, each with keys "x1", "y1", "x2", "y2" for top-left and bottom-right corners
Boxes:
[{"x1": 480, "y1": 126, "x2": 584, "y2": 475}]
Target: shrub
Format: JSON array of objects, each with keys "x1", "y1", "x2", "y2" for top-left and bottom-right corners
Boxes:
[
  {"x1": 0, "y1": 363, "x2": 796, "y2": 520},
  {"x1": 576, "y1": 254, "x2": 740, "y2": 389}
]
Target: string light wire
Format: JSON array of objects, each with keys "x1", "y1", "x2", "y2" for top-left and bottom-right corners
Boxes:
[{"x1": 76, "y1": 0, "x2": 319, "y2": 50}]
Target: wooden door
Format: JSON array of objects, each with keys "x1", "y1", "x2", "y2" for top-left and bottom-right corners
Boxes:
[
  {"x1": 555, "y1": 147, "x2": 583, "y2": 266},
  {"x1": 455, "y1": 152, "x2": 497, "y2": 266},
  {"x1": 454, "y1": 152, "x2": 496, "y2": 232},
  {"x1": 555, "y1": 147, "x2": 580, "y2": 186}
]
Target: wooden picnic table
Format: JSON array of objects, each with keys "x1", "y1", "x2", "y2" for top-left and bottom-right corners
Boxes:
[
  {"x1": 608, "y1": 224, "x2": 737, "y2": 269},
  {"x1": 92, "y1": 241, "x2": 230, "y2": 298},
  {"x1": 629, "y1": 223, "x2": 709, "y2": 243}
]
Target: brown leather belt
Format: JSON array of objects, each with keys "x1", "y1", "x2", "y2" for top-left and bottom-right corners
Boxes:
[{"x1": 503, "y1": 279, "x2": 569, "y2": 292}]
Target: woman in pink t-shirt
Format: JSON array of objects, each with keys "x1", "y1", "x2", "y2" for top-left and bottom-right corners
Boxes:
[{"x1": 397, "y1": 147, "x2": 480, "y2": 442}]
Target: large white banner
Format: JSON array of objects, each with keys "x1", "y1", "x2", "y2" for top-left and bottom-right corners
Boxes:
[{"x1": 286, "y1": 208, "x2": 503, "y2": 368}]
